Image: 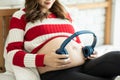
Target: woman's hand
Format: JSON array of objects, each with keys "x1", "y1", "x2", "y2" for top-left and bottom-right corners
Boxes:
[
  {"x1": 43, "y1": 49, "x2": 71, "y2": 68},
  {"x1": 86, "y1": 51, "x2": 98, "y2": 60}
]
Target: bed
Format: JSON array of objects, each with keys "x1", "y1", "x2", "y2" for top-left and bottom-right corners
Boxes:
[{"x1": 0, "y1": 0, "x2": 120, "y2": 80}]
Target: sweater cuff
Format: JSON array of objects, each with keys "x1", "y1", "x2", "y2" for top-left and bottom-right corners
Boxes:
[{"x1": 35, "y1": 54, "x2": 45, "y2": 67}]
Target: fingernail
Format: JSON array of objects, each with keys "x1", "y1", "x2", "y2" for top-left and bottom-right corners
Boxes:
[
  {"x1": 64, "y1": 58, "x2": 70, "y2": 62},
  {"x1": 66, "y1": 55, "x2": 69, "y2": 57}
]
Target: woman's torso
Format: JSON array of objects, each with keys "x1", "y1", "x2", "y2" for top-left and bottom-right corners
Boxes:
[
  {"x1": 37, "y1": 37, "x2": 85, "y2": 74},
  {"x1": 23, "y1": 12, "x2": 85, "y2": 73}
]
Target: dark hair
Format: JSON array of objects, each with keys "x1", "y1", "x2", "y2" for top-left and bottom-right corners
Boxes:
[{"x1": 25, "y1": 0, "x2": 67, "y2": 22}]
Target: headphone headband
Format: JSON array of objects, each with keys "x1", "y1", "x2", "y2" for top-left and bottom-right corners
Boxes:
[{"x1": 56, "y1": 30, "x2": 97, "y2": 57}]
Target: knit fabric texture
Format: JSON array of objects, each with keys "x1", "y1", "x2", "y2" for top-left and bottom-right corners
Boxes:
[{"x1": 5, "y1": 8, "x2": 81, "y2": 68}]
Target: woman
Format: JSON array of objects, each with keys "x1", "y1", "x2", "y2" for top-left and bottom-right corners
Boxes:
[{"x1": 6, "y1": 0, "x2": 120, "y2": 80}]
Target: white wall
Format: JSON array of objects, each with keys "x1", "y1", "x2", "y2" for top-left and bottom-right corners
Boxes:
[
  {"x1": 0, "y1": 0, "x2": 24, "y2": 6},
  {"x1": 60, "y1": 0, "x2": 106, "y2": 46},
  {"x1": 0, "y1": 0, "x2": 24, "y2": 9},
  {"x1": 112, "y1": 0, "x2": 120, "y2": 46}
]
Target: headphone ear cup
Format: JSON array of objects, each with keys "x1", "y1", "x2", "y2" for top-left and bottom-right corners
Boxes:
[
  {"x1": 82, "y1": 46, "x2": 94, "y2": 57},
  {"x1": 56, "y1": 48, "x2": 68, "y2": 54}
]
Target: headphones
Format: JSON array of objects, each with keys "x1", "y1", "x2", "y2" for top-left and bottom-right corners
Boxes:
[{"x1": 56, "y1": 30, "x2": 97, "y2": 57}]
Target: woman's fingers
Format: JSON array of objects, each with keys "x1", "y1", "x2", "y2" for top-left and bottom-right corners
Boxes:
[
  {"x1": 87, "y1": 52, "x2": 98, "y2": 59},
  {"x1": 44, "y1": 50, "x2": 71, "y2": 68},
  {"x1": 56, "y1": 58, "x2": 71, "y2": 64},
  {"x1": 86, "y1": 50, "x2": 98, "y2": 59}
]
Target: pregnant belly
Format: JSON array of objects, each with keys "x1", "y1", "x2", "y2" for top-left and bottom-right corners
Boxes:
[{"x1": 37, "y1": 37, "x2": 85, "y2": 73}]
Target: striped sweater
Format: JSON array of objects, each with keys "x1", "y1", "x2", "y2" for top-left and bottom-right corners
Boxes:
[{"x1": 6, "y1": 8, "x2": 81, "y2": 68}]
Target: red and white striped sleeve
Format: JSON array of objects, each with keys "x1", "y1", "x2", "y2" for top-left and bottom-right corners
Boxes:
[{"x1": 5, "y1": 9, "x2": 45, "y2": 67}]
